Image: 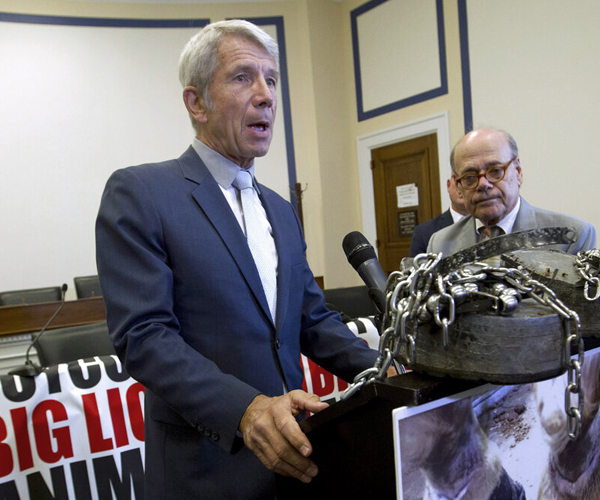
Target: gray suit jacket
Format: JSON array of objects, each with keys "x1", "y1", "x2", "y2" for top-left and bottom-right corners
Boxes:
[{"x1": 427, "y1": 197, "x2": 596, "y2": 256}]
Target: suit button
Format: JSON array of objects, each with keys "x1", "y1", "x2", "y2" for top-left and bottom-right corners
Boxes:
[
  {"x1": 211, "y1": 432, "x2": 220, "y2": 441},
  {"x1": 203, "y1": 429, "x2": 211, "y2": 437}
]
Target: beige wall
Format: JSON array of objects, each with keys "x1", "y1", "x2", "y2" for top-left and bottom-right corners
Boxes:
[
  {"x1": 465, "y1": 0, "x2": 600, "y2": 238},
  {"x1": 1, "y1": 0, "x2": 335, "y2": 287},
  {"x1": 3, "y1": 0, "x2": 598, "y2": 291},
  {"x1": 305, "y1": 0, "x2": 362, "y2": 287},
  {"x1": 326, "y1": 0, "x2": 466, "y2": 286}
]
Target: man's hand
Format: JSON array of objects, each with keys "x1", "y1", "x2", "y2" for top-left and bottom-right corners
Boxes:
[{"x1": 239, "y1": 390, "x2": 329, "y2": 483}]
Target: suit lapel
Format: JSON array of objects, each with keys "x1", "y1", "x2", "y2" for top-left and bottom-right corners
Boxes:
[
  {"x1": 178, "y1": 147, "x2": 273, "y2": 324},
  {"x1": 511, "y1": 197, "x2": 532, "y2": 233},
  {"x1": 438, "y1": 210, "x2": 453, "y2": 230},
  {"x1": 461, "y1": 216, "x2": 478, "y2": 248}
]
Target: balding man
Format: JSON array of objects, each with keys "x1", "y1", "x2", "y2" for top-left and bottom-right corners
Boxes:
[
  {"x1": 428, "y1": 128, "x2": 596, "y2": 256},
  {"x1": 422, "y1": 128, "x2": 595, "y2": 500}
]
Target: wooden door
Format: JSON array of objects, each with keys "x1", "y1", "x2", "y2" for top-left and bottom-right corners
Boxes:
[{"x1": 371, "y1": 133, "x2": 441, "y2": 275}]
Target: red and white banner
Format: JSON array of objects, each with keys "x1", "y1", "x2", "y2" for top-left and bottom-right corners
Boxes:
[
  {"x1": 301, "y1": 318, "x2": 380, "y2": 404},
  {"x1": 0, "y1": 355, "x2": 145, "y2": 500}
]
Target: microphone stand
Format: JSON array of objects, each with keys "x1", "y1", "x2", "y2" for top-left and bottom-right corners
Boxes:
[{"x1": 8, "y1": 284, "x2": 68, "y2": 377}]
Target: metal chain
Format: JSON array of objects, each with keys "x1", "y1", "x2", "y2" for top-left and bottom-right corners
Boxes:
[
  {"x1": 340, "y1": 254, "x2": 585, "y2": 440},
  {"x1": 340, "y1": 254, "x2": 440, "y2": 400},
  {"x1": 576, "y1": 249, "x2": 600, "y2": 301}
]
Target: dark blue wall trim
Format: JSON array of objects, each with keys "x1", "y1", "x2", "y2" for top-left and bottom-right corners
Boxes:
[
  {"x1": 457, "y1": 0, "x2": 473, "y2": 133},
  {"x1": 0, "y1": 12, "x2": 209, "y2": 28},
  {"x1": 351, "y1": 0, "x2": 448, "y2": 122},
  {"x1": 237, "y1": 16, "x2": 297, "y2": 207}
]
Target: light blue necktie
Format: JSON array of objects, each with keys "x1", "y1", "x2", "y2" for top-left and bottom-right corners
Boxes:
[{"x1": 233, "y1": 170, "x2": 277, "y2": 322}]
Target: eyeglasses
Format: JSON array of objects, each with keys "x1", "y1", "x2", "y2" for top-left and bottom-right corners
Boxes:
[{"x1": 455, "y1": 157, "x2": 517, "y2": 190}]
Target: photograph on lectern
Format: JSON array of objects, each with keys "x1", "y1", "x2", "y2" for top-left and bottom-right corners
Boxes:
[{"x1": 392, "y1": 347, "x2": 600, "y2": 500}]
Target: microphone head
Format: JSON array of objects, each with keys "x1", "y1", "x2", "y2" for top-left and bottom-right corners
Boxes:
[
  {"x1": 342, "y1": 231, "x2": 377, "y2": 270},
  {"x1": 61, "y1": 283, "x2": 68, "y2": 292}
]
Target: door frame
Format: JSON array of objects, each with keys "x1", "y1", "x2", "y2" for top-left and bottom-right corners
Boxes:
[{"x1": 356, "y1": 111, "x2": 452, "y2": 252}]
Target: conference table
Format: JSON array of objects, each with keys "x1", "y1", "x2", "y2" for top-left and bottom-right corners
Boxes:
[{"x1": 0, "y1": 297, "x2": 106, "y2": 338}]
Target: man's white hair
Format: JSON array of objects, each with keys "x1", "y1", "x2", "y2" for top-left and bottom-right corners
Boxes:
[{"x1": 179, "y1": 19, "x2": 279, "y2": 117}]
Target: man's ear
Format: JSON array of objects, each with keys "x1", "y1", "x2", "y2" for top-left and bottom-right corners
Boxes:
[
  {"x1": 183, "y1": 86, "x2": 208, "y2": 124},
  {"x1": 451, "y1": 174, "x2": 463, "y2": 197},
  {"x1": 515, "y1": 158, "x2": 524, "y2": 187}
]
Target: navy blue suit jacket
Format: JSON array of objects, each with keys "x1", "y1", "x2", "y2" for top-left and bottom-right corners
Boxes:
[
  {"x1": 95, "y1": 147, "x2": 378, "y2": 500},
  {"x1": 409, "y1": 210, "x2": 454, "y2": 257}
]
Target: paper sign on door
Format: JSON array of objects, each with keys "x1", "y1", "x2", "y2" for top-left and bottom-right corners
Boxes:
[{"x1": 396, "y1": 183, "x2": 419, "y2": 208}]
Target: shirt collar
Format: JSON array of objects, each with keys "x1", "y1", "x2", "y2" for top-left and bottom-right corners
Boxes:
[
  {"x1": 192, "y1": 138, "x2": 259, "y2": 191},
  {"x1": 449, "y1": 208, "x2": 466, "y2": 224},
  {"x1": 475, "y1": 197, "x2": 521, "y2": 234}
]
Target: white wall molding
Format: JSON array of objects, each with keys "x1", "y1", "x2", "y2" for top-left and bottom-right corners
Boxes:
[{"x1": 356, "y1": 111, "x2": 451, "y2": 251}]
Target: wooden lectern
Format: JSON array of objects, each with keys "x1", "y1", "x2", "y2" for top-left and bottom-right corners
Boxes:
[{"x1": 276, "y1": 373, "x2": 478, "y2": 499}]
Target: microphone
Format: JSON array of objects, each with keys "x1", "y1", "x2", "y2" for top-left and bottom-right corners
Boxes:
[
  {"x1": 9, "y1": 284, "x2": 68, "y2": 377},
  {"x1": 342, "y1": 232, "x2": 387, "y2": 314}
]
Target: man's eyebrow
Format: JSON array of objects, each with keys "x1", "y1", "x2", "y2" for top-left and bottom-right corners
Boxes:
[
  {"x1": 229, "y1": 63, "x2": 279, "y2": 79},
  {"x1": 486, "y1": 159, "x2": 508, "y2": 167},
  {"x1": 460, "y1": 164, "x2": 481, "y2": 173},
  {"x1": 463, "y1": 159, "x2": 505, "y2": 171},
  {"x1": 266, "y1": 68, "x2": 280, "y2": 80}
]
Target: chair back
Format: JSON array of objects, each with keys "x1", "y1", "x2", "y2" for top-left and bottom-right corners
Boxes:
[
  {"x1": 35, "y1": 321, "x2": 116, "y2": 366},
  {"x1": 74, "y1": 275, "x2": 102, "y2": 298},
  {"x1": 0, "y1": 286, "x2": 62, "y2": 306},
  {"x1": 323, "y1": 285, "x2": 379, "y2": 320}
]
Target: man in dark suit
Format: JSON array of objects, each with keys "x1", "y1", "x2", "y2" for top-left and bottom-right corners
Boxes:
[
  {"x1": 428, "y1": 128, "x2": 596, "y2": 255},
  {"x1": 409, "y1": 178, "x2": 468, "y2": 256},
  {"x1": 95, "y1": 20, "x2": 378, "y2": 500}
]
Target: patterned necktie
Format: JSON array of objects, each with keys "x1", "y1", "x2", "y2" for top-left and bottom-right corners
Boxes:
[
  {"x1": 478, "y1": 225, "x2": 504, "y2": 242},
  {"x1": 477, "y1": 225, "x2": 504, "y2": 266},
  {"x1": 233, "y1": 170, "x2": 277, "y2": 322}
]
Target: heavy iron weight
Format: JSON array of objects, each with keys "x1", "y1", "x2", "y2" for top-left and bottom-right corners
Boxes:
[
  {"x1": 503, "y1": 248, "x2": 600, "y2": 337},
  {"x1": 385, "y1": 226, "x2": 588, "y2": 384},
  {"x1": 433, "y1": 226, "x2": 578, "y2": 276},
  {"x1": 342, "y1": 227, "x2": 597, "y2": 439}
]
